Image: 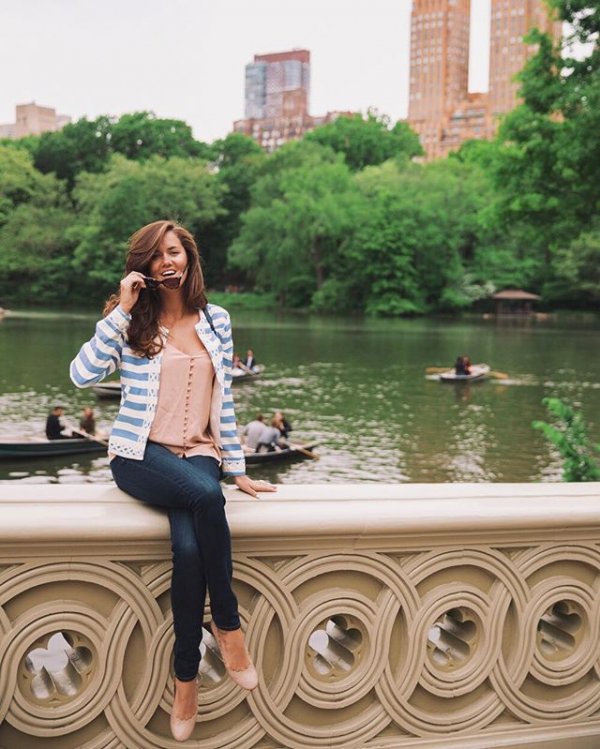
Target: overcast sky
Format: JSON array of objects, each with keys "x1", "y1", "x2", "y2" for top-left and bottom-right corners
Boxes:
[{"x1": 1, "y1": 0, "x2": 492, "y2": 143}]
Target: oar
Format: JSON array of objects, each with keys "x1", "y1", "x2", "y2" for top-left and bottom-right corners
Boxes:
[
  {"x1": 66, "y1": 421, "x2": 109, "y2": 448},
  {"x1": 488, "y1": 371, "x2": 509, "y2": 380},
  {"x1": 288, "y1": 442, "x2": 320, "y2": 460}
]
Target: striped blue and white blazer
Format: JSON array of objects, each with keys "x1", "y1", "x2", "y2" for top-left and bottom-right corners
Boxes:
[{"x1": 70, "y1": 303, "x2": 246, "y2": 476}]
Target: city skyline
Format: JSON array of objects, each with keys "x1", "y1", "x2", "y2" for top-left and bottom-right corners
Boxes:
[
  {"x1": 408, "y1": 0, "x2": 561, "y2": 158},
  {"x1": 0, "y1": 0, "x2": 497, "y2": 143}
]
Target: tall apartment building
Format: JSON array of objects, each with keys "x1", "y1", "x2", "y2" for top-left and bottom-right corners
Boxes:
[
  {"x1": 245, "y1": 49, "x2": 310, "y2": 120},
  {"x1": 408, "y1": 0, "x2": 561, "y2": 159},
  {"x1": 235, "y1": 48, "x2": 351, "y2": 152},
  {"x1": 488, "y1": 0, "x2": 562, "y2": 116},
  {"x1": 408, "y1": 0, "x2": 471, "y2": 156},
  {"x1": 0, "y1": 102, "x2": 71, "y2": 139}
]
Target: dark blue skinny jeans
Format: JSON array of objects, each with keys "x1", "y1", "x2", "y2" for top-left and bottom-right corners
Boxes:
[{"x1": 110, "y1": 442, "x2": 240, "y2": 681}]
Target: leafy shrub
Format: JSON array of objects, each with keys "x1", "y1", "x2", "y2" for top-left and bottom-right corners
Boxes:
[{"x1": 533, "y1": 398, "x2": 600, "y2": 482}]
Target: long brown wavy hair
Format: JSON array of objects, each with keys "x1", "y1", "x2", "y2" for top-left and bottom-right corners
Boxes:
[{"x1": 103, "y1": 220, "x2": 208, "y2": 358}]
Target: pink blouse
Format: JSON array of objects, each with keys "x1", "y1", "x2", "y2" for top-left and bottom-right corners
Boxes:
[{"x1": 147, "y1": 340, "x2": 220, "y2": 461}]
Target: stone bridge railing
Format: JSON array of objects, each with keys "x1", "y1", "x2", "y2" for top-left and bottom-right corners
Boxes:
[{"x1": 1, "y1": 483, "x2": 600, "y2": 749}]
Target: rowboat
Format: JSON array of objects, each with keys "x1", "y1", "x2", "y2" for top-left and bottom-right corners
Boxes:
[
  {"x1": 231, "y1": 364, "x2": 265, "y2": 383},
  {"x1": 244, "y1": 442, "x2": 318, "y2": 464},
  {"x1": 439, "y1": 363, "x2": 490, "y2": 383},
  {"x1": 92, "y1": 365, "x2": 265, "y2": 398},
  {"x1": 92, "y1": 382, "x2": 121, "y2": 398},
  {"x1": 0, "y1": 437, "x2": 107, "y2": 459},
  {"x1": 0, "y1": 435, "x2": 318, "y2": 463}
]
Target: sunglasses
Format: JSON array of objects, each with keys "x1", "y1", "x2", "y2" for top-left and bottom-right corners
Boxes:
[{"x1": 143, "y1": 275, "x2": 183, "y2": 290}]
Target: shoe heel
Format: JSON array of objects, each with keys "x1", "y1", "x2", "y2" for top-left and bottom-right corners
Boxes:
[{"x1": 210, "y1": 621, "x2": 258, "y2": 690}]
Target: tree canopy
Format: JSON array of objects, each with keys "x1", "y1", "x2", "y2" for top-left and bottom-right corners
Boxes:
[
  {"x1": 0, "y1": 10, "x2": 598, "y2": 316},
  {"x1": 306, "y1": 111, "x2": 423, "y2": 171},
  {"x1": 230, "y1": 141, "x2": 359, "y2": 307},
  {"x1": 0, "y1": 146, "x2": 73, "y2": 304},
  {"x1": 32, "y1": 112, "x2": 211, "y2": 191}
]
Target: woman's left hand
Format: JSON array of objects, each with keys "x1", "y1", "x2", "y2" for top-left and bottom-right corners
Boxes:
[{"x1": 234, "y1": 475, "x2": 277, "y2": 499}]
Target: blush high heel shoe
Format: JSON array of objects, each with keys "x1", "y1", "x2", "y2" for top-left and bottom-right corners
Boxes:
[
  {"x1": 170, "y1": 678, "x2": 198, "y2": 742},
  {"x1": 210, "y1": 621, "x2": 258, "y2": 690}
]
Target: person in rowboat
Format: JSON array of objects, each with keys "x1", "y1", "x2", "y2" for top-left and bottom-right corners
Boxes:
[
  {"x1": 45, "y1": 405, "x2": 70, "y2": 440},
  {"x1": 232, "y1": 352, "x2": 252, "y2": 374},
  {"x1": 70, "y1": 219, "x2": 276, "y2": 743},
  {"x1": 79, "y1": 406, "x2": 96, "y2": 435},
  {"x1": 243, "y1": 348, "x2": 258, "y2": 372},
  {"x1": 454, "y1": 355, "x2": 471, "y2": 376},
  {"x1": 255, "y1": 416, "x2": 287, "y2": 453},
  {"x1": 241, "y1": 413, "x2": 265, "y2": 451},
  {"x1": 273, "y1": 410, "x2": 292, "y2": 440}
]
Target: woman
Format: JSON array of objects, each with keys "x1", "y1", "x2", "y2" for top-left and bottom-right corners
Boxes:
[
  {"x1": 273, "y1": 410, "x2": 292, "y2": 440},
  {"x1": 79, "y1": 406, "x2": 96, "y2": 435},
  {"x1": 70, "y1": 219, "x2": 275, "y2": 742}
]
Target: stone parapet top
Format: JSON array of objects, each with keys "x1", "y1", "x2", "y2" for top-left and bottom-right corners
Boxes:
[{"x1": 1, "y1": 483, "x2": 599, "y2": 549}]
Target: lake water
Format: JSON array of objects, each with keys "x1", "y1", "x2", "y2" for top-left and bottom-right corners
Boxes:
[{"x1": 1, "y1": 309, "x2": 599, "y2": 485}]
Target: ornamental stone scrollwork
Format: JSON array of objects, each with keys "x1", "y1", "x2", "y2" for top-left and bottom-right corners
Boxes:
[{"x1": 1, "y1": 483, "x2": 600, "y2": 748}]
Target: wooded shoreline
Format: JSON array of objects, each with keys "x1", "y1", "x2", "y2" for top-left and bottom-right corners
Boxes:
[{"x1": 1, "y1": 4, "x2": 598, "y2": 315}]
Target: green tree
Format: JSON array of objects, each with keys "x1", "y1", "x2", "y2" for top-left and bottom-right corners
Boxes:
[
  {"x1": 456, "y1": 139, "x2": 549, "y2": 292},
  {"x1": 229, "y1": 132, "x2": 502, "y2": 315},
  {"x1": 342, "y1": 161, "x2": 425, "y2": 315},
  {"x1": 230, "y1": 139, "x2": 497, "y2": 314},
  {"x1": 306, "y1": 111, "x2": 423, "y2": 171},
  {"x1": 347, "y1": 158, "x2": 495, "y2": 314},
  {"x1": 0, "y1": 134, "x2": 40, "y2": 159},
  {"x1": 0, "y1": 146, "x2": 75, "y2": 304},
  {"x1": 491, "y1": 1, "x2": 600, "y2": 299},
  {"x1": 252, "y1": 139, "x2": 340, "y2": 197},
  {"x1": 229, "y1": 142, "x2": 359, "y2": 307},
  {"x1": 494, "y1": 105, "x2": 566, "y2": 277},
  {"x1": 33, "y1": 116, "x2": 113, "y2": 189},
  {"x1": 533, "y1": 397, "x2": 600, "y2": 482},
  {"x1": 200, "y1": 133, "x2": 265, "y2": 286},
  {"x1": 548, "y1": 221, "x2": 600, "y2": 304},
  {"x1": 70, "y1": 155, "x2": 224, "y2": 299},
  {"x1": 0, "y1": 204, "x2": 76, "y2": 304},
  {"x1": 32, "y1": 112, "x2": 212, "y2": 192},
  {"x1": 0, "y1": 145, "x2": 58, "y2": 220},
  {"x1": 110, "y1": 111, "x2": 210, "y2": 161}
]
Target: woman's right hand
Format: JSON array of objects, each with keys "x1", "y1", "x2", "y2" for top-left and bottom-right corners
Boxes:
[{"x1": 119, "y1": 271, "x2": 147, "y2": 314}]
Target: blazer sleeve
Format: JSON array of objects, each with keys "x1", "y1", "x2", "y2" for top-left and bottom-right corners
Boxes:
[
  {"x1": 70, "y1": 306, "x2": 131, "y2": 388},
  {"x1": 217, "y1": 309, "x2": 246, "y2": 477}
]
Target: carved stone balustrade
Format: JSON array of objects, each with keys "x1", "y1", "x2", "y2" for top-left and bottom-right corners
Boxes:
[{"x1": 1, "y1": 483, "x2": 600, "y2": 749}]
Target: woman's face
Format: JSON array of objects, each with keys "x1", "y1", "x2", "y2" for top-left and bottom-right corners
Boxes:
[{"x1": 148, "y1": 230, "x2": 188, "y2": 285}]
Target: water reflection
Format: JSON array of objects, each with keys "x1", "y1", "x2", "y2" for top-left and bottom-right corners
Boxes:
[{"x1": 3, "y1": 454, "x2": 113, "y2": 484}]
